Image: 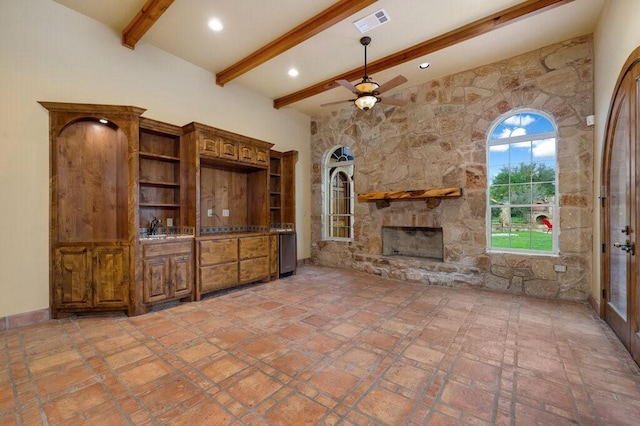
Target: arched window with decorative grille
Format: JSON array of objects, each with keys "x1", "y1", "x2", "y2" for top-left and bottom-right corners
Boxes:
[
  {"x1": 487, "y1": 109, "x2": 558, "y2": 254},
  {"x1": 323, "y1": 146, "x2": 354, "y2": 241}
]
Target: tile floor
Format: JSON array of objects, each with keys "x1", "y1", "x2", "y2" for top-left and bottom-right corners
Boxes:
[{"x1": 2, "y1": 265, "x2": 640, "y2": 425}]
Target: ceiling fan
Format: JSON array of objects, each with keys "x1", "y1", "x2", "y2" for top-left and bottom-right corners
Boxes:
[{"x1": 322, "y1": 36, "x2": 408, "y2": 110}]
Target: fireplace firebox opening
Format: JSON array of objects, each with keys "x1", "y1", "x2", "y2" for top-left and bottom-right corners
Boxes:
[{"x1": 382, "y1": 226, "x2": 443, "y2": 261}]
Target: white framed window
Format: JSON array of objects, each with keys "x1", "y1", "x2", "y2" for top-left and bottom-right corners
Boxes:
[
  {"x1": 323, "y1": 146, "x2": 354, "y2": 241},
  {"x1": 487, "y1": 110, "x2": 558, "y2": 254}
]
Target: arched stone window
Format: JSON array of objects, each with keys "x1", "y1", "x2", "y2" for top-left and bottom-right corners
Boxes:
[
  {"x1": 487, "y1": 109, "x2": 558, "y2": 253},
  {"x1": 323, "y1": 146, "x2": 354, "y2": 241}
]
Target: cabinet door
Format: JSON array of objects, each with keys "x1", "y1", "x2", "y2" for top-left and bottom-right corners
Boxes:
[
  {"x1": 53, "y1": 246, "x2": 91, "y2": 309},
  {"x1": 172, "y1": 254, "x2": 193, "y2": 298},
  {"x1": 93, "y1": 246, "x2": 129, "y2": 308},
  {"x1": 143, "y1": 257, "x2": 170, "y2": 303}
]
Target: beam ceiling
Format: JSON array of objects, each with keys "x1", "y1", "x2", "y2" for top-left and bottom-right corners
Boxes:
[
  {"x1": 273, "y1": 0, "x2": 575, "y2": 109},
  {"x1": 122, "y1": 0, "x2": 174, "y2": 49},
  {"x1": 215, "y1": 0, "x2": 377, "y2": 86}
]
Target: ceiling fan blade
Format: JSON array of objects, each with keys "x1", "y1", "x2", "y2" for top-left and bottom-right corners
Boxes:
[
  {"x1": 380, "y1": 97, "x2": 408, "y2": 106},
  {"x1": 321, "y1": 99, "x2": 354, "y2": 107},
  {"x1": 376, "y1": 75, "x2": 408, "y2": 94},
  {"x1": 336, "y1": 79, "x2": 359, "y2": 93}
]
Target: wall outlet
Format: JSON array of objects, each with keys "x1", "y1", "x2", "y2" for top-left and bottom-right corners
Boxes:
[
  {"x1": 207, "y1": 209, "x2": 213, "y2": 217},
  {"x1": 586, "y1": 115, "x2": 595, "y2": 126},
  {"x1": 554, "y1": 264, "x2": 567, "y2": 273},
  {"x1": 222, "y1": 209, "x2": 230, "y2": 217},
  {"x1": 166, "y1": 218, "x2": 173, "y2": 227}
]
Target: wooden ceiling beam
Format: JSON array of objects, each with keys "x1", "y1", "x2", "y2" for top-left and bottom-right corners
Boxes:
[
  {"x1": 216, "y1": 0, "x2": 377, "y2": 87},
  {"x1": 273, "y1": 0, "x2": 574, "y2": 109},
  {"x1": 122, "y1": 0, "x2": 174, "y2": 50}
]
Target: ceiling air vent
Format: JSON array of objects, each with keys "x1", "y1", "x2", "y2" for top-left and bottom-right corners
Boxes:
[{"x1": 353, "y1": 9, "x2": 390, "y2": 33}]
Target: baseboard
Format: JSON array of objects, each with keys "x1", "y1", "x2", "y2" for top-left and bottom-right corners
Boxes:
[
  {"x1": 1, "y1": 308, "x2": 50, "y2": 330},
  {"x1": 588, "y1": 294, "x2": 600, "y2": 316}
]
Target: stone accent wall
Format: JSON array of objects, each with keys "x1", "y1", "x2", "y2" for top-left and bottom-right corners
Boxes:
[{"x1": 310, "y1": 35, "x2": 594, "y2": 301}]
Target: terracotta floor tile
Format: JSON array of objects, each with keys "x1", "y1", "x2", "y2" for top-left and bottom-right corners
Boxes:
[
  {"x1": 118, "y1": 357, "x2": 173, "y2": 389},
  {"x1": 309, "y1": 366, "x2": 359, "y2": 399},
  {"x1": 226, "y1": 370, "x2": 283, "y2": 407},
  {"x1": 356, "y1": 386, "x2": 414, "y2": 424},
  {"x1": 384, "y1": 361, "x2": 434, "y2": 392},
  {"x1": 451, "y1": 356, "x2": 501, "y2": 387},
  {"x1": 404, "y1": 342, "x2": 445, "y2": 367},
  {"x1": 305, "y1": 334, "x2": 343, "y2": 354},
  {"x1": 175, "y1": 341, "x2": 220, "y2": 363},
  {"x1": 169, "y1": 399, "x2": 234, "y2": 425},
  {"x1": 440, "y1": 380, "x2": 495, "y2": 422},
  {"x1": 240, "y1": 337, "x2": 283, "y2": 359},
  {"x1": 43, "y1": 383, "x2": 111, "y2": 424},
  {"x1": 3, "y1": 265, "x2": 640, "y2": 424},
  {"x1": 136, "y1": 374, "x2": 201, "y2": 416},
  {"x1": 270, "y1": 351, "x2": 316, "y2": 376},
  {"x1": 265, "y1": 392, "x2": 327, "y2": 425},
  {"x1": 276, "y1": 323, "x2": 313, "y2": 341},
  {"x1": 200, "y1": 355, "x2": 249, "y2": 382}
]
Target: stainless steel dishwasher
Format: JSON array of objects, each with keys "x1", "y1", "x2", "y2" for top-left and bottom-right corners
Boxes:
[{"x1": 278, "y1": 231, "x2": 296, "y2": 277}]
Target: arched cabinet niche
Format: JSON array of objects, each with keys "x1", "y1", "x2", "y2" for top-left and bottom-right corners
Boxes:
[{"x1": 41, "y1": 102, "x2": 145, "y2": 317}]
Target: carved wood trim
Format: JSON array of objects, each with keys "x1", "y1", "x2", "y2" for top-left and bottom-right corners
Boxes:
[
  {"x1": 273, "y1": 0, "x2": 574, "y2": 109},
  {"x1": 215, "y1": 0, "x2": 376, "y2": 86},
  {"x1": 122, "y1": 0, "x2": 174, "y2": 49}
]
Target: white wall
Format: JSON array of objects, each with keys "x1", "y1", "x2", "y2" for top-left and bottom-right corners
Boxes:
[
  {"x1": 0, "y1": 0, "x2": 311, "y2": 318},
  {"x1": 592, "y1": 0, "x2": 640, "y2": 304}
]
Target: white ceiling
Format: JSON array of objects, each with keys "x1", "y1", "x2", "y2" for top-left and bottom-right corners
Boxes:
[{"x1": 52, "y1": 0, "x2": 605, "y2": 117}]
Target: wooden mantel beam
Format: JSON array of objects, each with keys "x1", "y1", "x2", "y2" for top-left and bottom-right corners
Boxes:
[
  {"x1": 273, "y1": 0, "x2": 574, "y2": 109},
  {"x1": 358, "y1": 187, "x2": 462, "y2": 202},
  {"x1": 216, "y1": 0, "x2": 377, "y2": 86},
  {"x1": 122, "y1": 0, "x2": 174, "y2": 50}
]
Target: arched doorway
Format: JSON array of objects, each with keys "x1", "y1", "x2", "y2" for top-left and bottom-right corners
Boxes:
[{"x1": 602, "y1": 46, "x2": 640, "y2": 365}]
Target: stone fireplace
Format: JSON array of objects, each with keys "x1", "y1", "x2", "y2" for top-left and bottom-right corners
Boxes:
[{"x1": 382, "y1": 226, "x2": 443, "y2": 261}]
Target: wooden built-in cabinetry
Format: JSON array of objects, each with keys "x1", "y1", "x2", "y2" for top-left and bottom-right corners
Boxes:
[
  {"x1": 269, "y1": 150, "x2": 297, "y2": 226},
  {"x1": 42, "y1": 102, "x2": 297, "y2": 318}
]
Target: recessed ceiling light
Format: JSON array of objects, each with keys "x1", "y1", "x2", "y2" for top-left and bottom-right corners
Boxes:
[
  {"x1": 208, "y1": 18, "x2": 223, "y2": 32},
  {"x1": 99, "y1": 118, "x2": 108, "y2": 124},
  {"x1": 419, "y1": 62, "x2": 431, "y2": 69},
  {"x1": 288, "y1": 68, "x2": 299, "y2": 77}
]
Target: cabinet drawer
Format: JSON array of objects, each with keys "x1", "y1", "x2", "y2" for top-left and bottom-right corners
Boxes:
[
  {"x1": 200, "y1": 262, "x2": 238, "y2": 293},
  {"x1": 239, "y1": 257, "x2": 269, "y2": 283},
  {"x1": 143, "y1": 240, "x2": 192, "y2": 258},
  {"x1": 239, "y1": 236, "x2": 269, "y2": 260},
  {"x1": 199, "y1": 238, "x2": 238, "y2": 265}
]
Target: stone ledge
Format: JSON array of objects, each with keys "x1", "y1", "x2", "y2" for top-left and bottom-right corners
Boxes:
[{"x1": 352, "y1": 253, "x2": 483, "y2": 288}]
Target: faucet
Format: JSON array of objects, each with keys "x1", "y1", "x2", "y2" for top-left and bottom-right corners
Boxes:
[{"x1": 150, "y1": 217, "x2": 162, "y2": 235}]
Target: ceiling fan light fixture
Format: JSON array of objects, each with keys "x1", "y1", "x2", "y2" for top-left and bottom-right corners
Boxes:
[
  {"x1": 355, "y1": 79, "x2": 379, "y2": 93},
  {"x1": 354, "y1": 94, "x2": 378, "y2": 110}
]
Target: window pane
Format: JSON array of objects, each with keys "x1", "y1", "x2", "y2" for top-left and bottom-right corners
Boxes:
[
  {"x1": 531, "y1": 138, "x2": 556, "y2": 160},
  {"x1": 509, "y1": 184, "x2": 532, "y2": 204},
  {"x1": 490, "y1": 185, "x2": 509, "y2": 204},
  {"x1": 532, "y1": 182, "x2": 555, "y2": 201},
  {"x1": 509, "y1": 163, "x2": 532, "y2": 184}
]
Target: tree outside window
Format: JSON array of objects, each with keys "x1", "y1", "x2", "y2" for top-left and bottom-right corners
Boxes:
[{"x1": 487, "y1": 110, "x2": 558, "y2": 253}]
